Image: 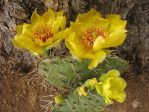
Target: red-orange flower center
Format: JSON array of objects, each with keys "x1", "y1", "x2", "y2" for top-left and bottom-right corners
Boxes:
[
  {"x1": 33, "y1": 27, "x2": 54, "y2": 42},
  {"x1": 82, "y1": 27, "x2": 106, "y2": 47}
]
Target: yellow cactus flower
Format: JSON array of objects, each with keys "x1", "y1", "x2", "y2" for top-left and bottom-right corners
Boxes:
[
  {"x1": 54, "y1": 95, "x2": 63, "y2": 104},
  {"x1": 12, "y1": 8, "x2": 66, "y2": 54},
  {"x1": 85, "y1": 78, "x2": 98, "y2": 90},
  {"x1": 65, "y1": 9, "x2": 127, "y2": 69},
  {"x1": 95, "y1": 69, "x2": 127, "y2": 105},
  {"x1": 77, "y1": 85, "x2": 88, "y2": 96}
]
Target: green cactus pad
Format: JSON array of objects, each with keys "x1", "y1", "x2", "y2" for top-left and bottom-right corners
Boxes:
[
  {"x1": 38, "y1": 56, "x2": 128, "y2": 90},
  {"x1": 52, "y1": 91, "x2": 105, "y2": 112}
]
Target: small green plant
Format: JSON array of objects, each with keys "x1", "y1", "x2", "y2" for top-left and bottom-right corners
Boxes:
[{"x1": 12, "y1": 8, "x2": 128, "y2": 112}]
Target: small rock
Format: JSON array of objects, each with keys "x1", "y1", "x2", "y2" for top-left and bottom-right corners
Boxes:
[{"x1": 131, "y1": 99, "x2": 140, "y2": 109}]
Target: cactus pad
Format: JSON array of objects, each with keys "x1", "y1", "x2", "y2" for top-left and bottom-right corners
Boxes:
[
  {"x1": 39, "y1": 56, "x2": 128, "y2": 90},
  {"x1": 52, "y1": 91, "x2": 105, "y2": 112}
]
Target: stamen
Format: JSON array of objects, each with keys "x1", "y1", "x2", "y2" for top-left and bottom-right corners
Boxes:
[
  {"x1": 82, "y1": 27, "x2": 106, "y2": 48},
  {"x1": 33, "y1": 26, "x2": 54, "y2": 42}
]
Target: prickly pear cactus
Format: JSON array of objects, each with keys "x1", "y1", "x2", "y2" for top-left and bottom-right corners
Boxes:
[
  {"x1": 52, "y1": 91, "x2": 105, "y2": 112},
  {"x1": 39, "y1": 57, "x2": 98, "y2": 89},
  {"x1": 39, "y1": 56, "x2": 128, "y2": 90},
  {"x1": 97, "y1": 56, "x2": 129, "y2": 73}
]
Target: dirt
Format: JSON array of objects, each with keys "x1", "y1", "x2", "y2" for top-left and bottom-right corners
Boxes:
[
  {"x1": 0, "y1": 54, "x2": 149, "y2": 112},
  {"x1": 0, "y1": 55, "x2": 57, "y2": 112}
]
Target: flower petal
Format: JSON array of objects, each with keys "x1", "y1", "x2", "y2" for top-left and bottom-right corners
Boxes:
[
  {"x1": 65, "y1": 32, "x2": 94, "y2": 59},
  {"x1": 31, "y1": 9, "x2": 41, "y2": 25},
  {"x1": 93, "y1": 36, "x2": 105, "y2": 51},
  {"x1": 52, "y1": 17, "x2": 66, "y2": 33},
  {"x1": 77, "y1": 86, "x2": 88, "y2": 96},
  {"x1": 112, "y1": 92, "x2": 126, "y2": 103},
  {"x1": 85, "y1": 78, "x2": 98, "y2": 90},
  {"x1": 45, "y1": 39, "x2": 62, "y2": 50},
  {"x1": 106, "y1": 14, "x2": 127, "y2": 33},
  {"x1": 56, "y1": 10, "x2": 64, "y2": 17},
  {"x1": 29, "y1": 46, "x2": 43, "y2": 54},
  {"x1": 105, "y1": 30, "x2": 126, "y2": 48},
  {"x1": 34, "y1": 38, "x2": 44, "y2": 46},
  {"x1": 93, "y1": 15, "x2": 110, "y2": 30},
  {"x1": 22, "y1": 23, "x2": 33, "y2": 36},
  {"x1": 12, "y1": 34, "x2": 35, "y2": 49},
  {"x1": 109, "y1": 78, "x2": 126, "y2": 103},
  {"x1": 42, "y1": 8, "x2": 56, "y2": 24},
  {"x1": 88, "y1": 50, "x2": 106, "y2": 69},
  {"x1": 44, "y1": 31, "x2": 64, "y2": 46},
  {"x1": 16, "y1": 25, "x2": 23, "y2": 34},
  {"x1": 77, "y1": 8, "x2": 101, "y2": 23},
  {"x1": 70, "y1": 22, "x2": 89, "y2": 37},
  {"x1": 100, "y1": 69, "x2": 120, "y2": 81}
]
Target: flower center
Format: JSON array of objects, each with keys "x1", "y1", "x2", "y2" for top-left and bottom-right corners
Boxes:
[
  {"x1": 33, "y1": 26, "x2": 54, "y2": 42},
  {"x1": 82, "y1": 27, "x2": 106, "y2": 47}
]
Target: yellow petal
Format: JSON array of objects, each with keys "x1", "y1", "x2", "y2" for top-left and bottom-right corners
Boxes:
[
  {"x1": 106, "y1": 14, "x2": 120, "y2": 20},
  {"x1": 52, "y1": 17, "x2": 66, "y2": 33},
  {"x1": 100, "y1": 69, "x2": 120, "y2": 81},
  {"x1": 56, "y1": 10, "x2": 64, "y2": 17},
  {"x1": 105, "y1": 97, "x2": 113, "y2": 105},
  {"x1": 106, "y1": 14, "x2": 127, "y2": 33},
  {"x1": 77, "y1": 86, "x2": 88, "y2": 96},
  {"x1": 65, "y1": 32, "x2": 94, "y2": 59},
  {"x1": 42, "y1": 8, "x2": 56, "y2": 24},
  {"x1": 109, "y1": 20, "x2": 126, "y2": 34},
  {"x1": 31, "y1": 9, "x2": 41, "y2": 25},
  {"x1": 65, "y1": 36, "x2": 82, "y2": 62},
  {"x1": 13, "y1": 34, "x2": 34, "y2": 47},
  {"x1": 70, "y1": 22, "x2": 89, "y2": 37},
  {"x1": 105, "y1": 30, "x2": 126, "y2": 48},
  {"x1": 85, "y1": 78, "x2": 98, "y2": 90},
  {"x1": 112, "y1": 92, "x2": 126, "y2": 103},
  {"x1": 12, "y1": 34, "x2": 43, "y2": 54},
  {"x1": 88, "y1": 50, "x2": 106, "y2": 69},
  {"x1": 95, "y1": 82, "x2": 102, "y2": 94},
  {"x1": 54, "y1": 95, "x2": 63, "y2": 104},
  {"x1": 29, "y1": 46, "x2": 43, "y2": 54},
  {"x1": 109, "y1": 78, "x2": 126, "y2": 103},
  {"x1": 16, "y1": 25, "x2": 23, "y2": 34},
  {"x1": 34, "y1": 38, "x2": 44, "y2": 46},
  {"x1": 22, "y1": 23, "x2": 32, "y2": 36},
  {"x1": 65, "y1": 33, "x2": 81, "y2": 56},
  {"x1": 93, "y1": 36, "x2": 105, "y2": 51},
  {"x1": 45, "y1": 39, "x2": 62, "y2": 50},
  {"x1": 107, "y1": 70, "x2": 120, "y2": 77},
  {"x1": 93, "y1": 15, "x2": 109, "y2": 30},
  {"x1": 44, "y1": 31, "x2": 64, "y2": 46},
  {"x1": 12, "y1": 38, "x2": 24, "y2": 48},
  {"x1": 77, "y1": 8, "x2": 101, "y2": 23}
]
